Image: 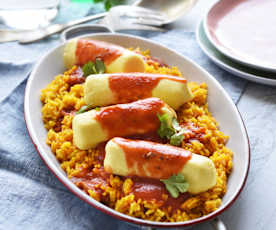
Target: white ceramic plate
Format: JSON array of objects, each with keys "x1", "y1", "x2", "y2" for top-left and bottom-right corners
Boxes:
[
  {"x1": 197, "y1": 21, "x2": 276, "y2": 87},
  {"x1": 24, "y1": 33, "x2": 250, "y2": 228},
  {"x1": 204, "y1": 0, "x2": 276, "y2": 73}
]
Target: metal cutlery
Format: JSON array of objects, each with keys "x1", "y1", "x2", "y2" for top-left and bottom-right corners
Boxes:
[
  {"x1": 97, "y1": 5, "x2": 167, "y2": 32},
  {"x1": 0, "y1": 5, "x2": 167, "y2": 44},
  {"x1": 135, "y1": 0, "x2": 199, "y2": 25}
]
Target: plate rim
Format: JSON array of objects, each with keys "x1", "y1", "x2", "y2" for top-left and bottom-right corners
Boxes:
[
  {"x1": 24, "y1": 32, "x2": 250, "y2": 228},
  {"x1": 203, "y1": 0, "x2": 276, "y2": 73},
  {"x1": 197, "y1": 20, "x2": 276, "y2": 86}
]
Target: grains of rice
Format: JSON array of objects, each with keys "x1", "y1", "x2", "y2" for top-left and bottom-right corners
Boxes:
[{"x1": 41, "y1": 51, "x2": 233, "y2": 222}]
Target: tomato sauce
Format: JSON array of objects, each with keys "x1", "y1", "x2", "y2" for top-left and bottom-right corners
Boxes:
[
  {"x1": 67, "y1": 75, "x2": 85, "y2": 87},
  {"x1": 71, "y1": 167, "x2": 110, "y2": 196},
  {"x1": 182, "y1": 123, "x2": 206, "y2": 143},
  {"x1": 61, "y1": 105, "x2": 75, "y2": 116},
  {"x1": 76, "y1": 39, "x2": 123, "y2": 66},
  {"x1": 67, "y1": 66, "x2": 85, "y2": 90},
  {"x1": 130, "y1": 176, "x2": 190, "y2": 211},
  {"x1": 113, "y1": 137, "x2": 192, "y2": 179},
  {"x1": 72, "y1": 165, "x2": 190, "y2": 211},
  {"x1": 134, "y1": 50, "x2": 168, "y2": 67},
  {"x1": 146, "y1": 56, "x2": 169, "y2": 67},
  {"x1": 108, "y1": 73, "x2": 186, "y2": 103},
  {"x1": 127, "y1": 132, "x2": 166, "y2": 144},
  {"x1": 95, "y1": 98, "x2": 165, "y2": 138},
  {"x1": 70, "y1": 122, "x2": 205, "y2": 212},
  {"x1": 53, "y1": 116, "x2": 63, "y2": 132}
]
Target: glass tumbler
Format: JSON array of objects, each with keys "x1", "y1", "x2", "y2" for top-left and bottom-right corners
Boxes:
[{"x1": 0, "y1": 0, "x2": 60, "y2": 30}]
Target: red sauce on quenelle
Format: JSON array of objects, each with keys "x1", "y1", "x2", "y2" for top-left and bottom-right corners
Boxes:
[
  {"x1": 75, "y1": 39, "x2": 123, "y2": 66},
  {"x1": 108, "y1": 73, "x2": 186, "y2": 104},
  {"x1": 95, "y1": 98, "x2": 166, "y2": 138},
  {"x1": 70, "y1": 125, "x2": 205, "y2": 211},
  {"x1": 113, "y1": 137, "x2": 192, "y2": 179},
  {"x1": 70, "y1": 142, "x2": 192, "y2": 211}
]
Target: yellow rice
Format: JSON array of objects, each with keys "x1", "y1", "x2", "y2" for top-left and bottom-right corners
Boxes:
[{"x1": 41, "y1": 49, "x2": 233, "y2": 222}]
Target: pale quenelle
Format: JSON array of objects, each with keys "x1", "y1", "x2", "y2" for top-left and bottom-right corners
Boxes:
[
  {"x1": 64, "y1": 38, "x2": 146, "y2": 73},
  {"x1": 84, "y1": 73, "x2": 193, "y2": 109},
  {"x1": 73, "y1": 98, "x2": 176, "y2": 150},
  {"x1": 104, "y1": 137, "x2": 217, "y2": 194}
]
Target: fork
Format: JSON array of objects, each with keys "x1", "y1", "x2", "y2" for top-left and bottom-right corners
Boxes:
[
  {"x1": 18, "y1": 6, "x2": 167, "y2": 44},
  {"x1": 97, "y1": 5, "x2": 167, "y2": 31}
]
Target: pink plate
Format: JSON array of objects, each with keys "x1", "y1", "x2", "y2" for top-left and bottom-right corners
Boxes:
[{"x1": 204, "y1": 0, "x2": 276, "y2": 72}]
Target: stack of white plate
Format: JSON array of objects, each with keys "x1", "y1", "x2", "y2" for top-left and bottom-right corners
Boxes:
[{"x1": 196, "y1": 0, "x2": 276, "y2": 86}]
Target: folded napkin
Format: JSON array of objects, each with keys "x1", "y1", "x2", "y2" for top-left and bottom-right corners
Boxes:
[{"x1": 0, "y1": 6, "x2": 247, "y2": 229}]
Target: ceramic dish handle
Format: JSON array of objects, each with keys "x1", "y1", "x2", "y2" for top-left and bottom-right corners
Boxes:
[
  {"x1": 140, "y1": 217, "x2": 227, "y2": 230},
  {"x1": 60, "y1": 24, "x2": 114, "y2": 43},
  {"x1": 211, "y1": 217, "x2": 227, "y2": 230}
]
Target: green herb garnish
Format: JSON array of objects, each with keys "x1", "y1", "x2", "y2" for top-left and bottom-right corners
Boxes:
[
  {"x1": 94, "y1": 0, "x2": 125, "y2": 11},
  {"x1": 82, "y1": 61, "x2": 96, "y2": 77},
  {"x1": 76, "y1": 105, "x2": 92, "y2": 114},
  {"x1": 157, "y1": 113, "x2": 175, "y2": 139},
  {"x1": 170, "y1": 131, "x2": 185, "y2": 146},
  {"x1": 76, "y1": 105, "x2": 102, "y2": 114},
  {"x1": 157, "y1": 114, "x2": 187, "y2": 146},
  {"x1": 172, "y1": 118, "x2": 182, "y2": 131},
  {"x1": 82, "y1": 59, "x2": 106, "y2": 77},
  {"x1": 95, "y1": 58, "x2": 106, "y2": 74},
  {"x1": 161, "y1": 174, "x2": 189, "y2": 198}
]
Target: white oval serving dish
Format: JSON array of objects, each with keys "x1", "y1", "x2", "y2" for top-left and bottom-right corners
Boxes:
[{"x1": 24, "y1": 33, "x2": 250, "y2": 229}]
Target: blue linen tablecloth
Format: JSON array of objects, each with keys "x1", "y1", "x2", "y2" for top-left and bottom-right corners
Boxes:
[{"x1": 0, "y1": 3, "x2": 248, "y2": 230}]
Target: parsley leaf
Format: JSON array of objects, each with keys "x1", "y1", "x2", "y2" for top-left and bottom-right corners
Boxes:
[
  {"x1": 76, "y1": 105, "x2": 93, "y2": 114},
  {"x1": 157, "y1": 114, "x2": 187, "y2": 146},
  {"x1": 95, "y1": 58, "x2": 106, "y2": 74},
  {"x1": 82, "y1": 61, "x2": 97, "y2": 77},
  {"x1": 93, "y1": 0, "x2": 125, "y2": 11},
  {"x1": 172, "y1": 118, "x2": 182, "y2": 131},
  {"x1": 104, "y1": 1, "x2": 112, "y2": 10},
  {"x1": 161, "y1": 174, "x2": 189, "y2": 198},
  {"x1": 170, "y1": 132, "x2": 185, "y2": 146},
  {"x1": 76, "y1": 105, "x2": 102, "y2": 115},
  {"x1": 157, "y1": 113, "x2": 175, "y2": 139},
  {"x1": 82, "y1": 59, "x2": 106, "y2": 77}
]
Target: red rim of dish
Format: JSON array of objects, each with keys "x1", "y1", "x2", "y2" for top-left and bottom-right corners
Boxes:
[{"x1": 23, "y1": 37, "x2": 250, "y2": 229}]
